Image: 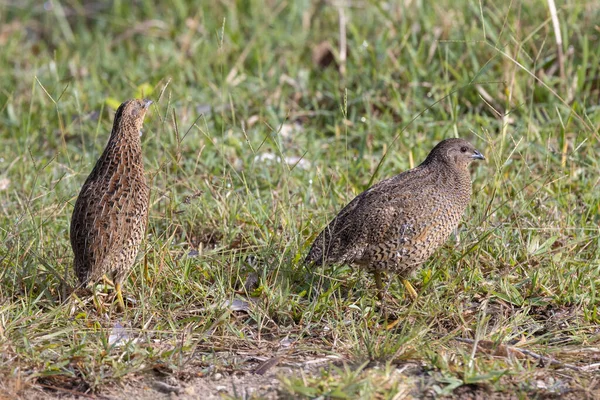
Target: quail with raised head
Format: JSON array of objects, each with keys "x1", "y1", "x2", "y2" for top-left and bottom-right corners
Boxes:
[{"x1": 70, "y1": 99, "x2": 152, "y2": 311}]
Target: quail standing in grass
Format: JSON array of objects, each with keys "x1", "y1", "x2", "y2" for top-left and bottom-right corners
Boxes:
[
  {"x1": 70, "y1": 99, "x2": 152, "y2": 311},
  {"x1": 304, "y1": 138, "x2": 485, "y2": 299}
]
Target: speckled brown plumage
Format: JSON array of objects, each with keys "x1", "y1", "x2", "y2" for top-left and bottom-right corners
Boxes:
[
  {"x1": 305, "y1": 138, "x2": 484, "y2": 297},
  {"x1": 70, "y1": 99, "x2": 152, "y2": 310}
]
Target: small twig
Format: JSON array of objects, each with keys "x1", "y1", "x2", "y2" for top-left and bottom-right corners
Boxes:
[
  {"x1": 36, "y1": 383, "x2": 100, "y2": 399},
  {"x1": 253, "y1": 356, "x2": 282, "y2": 375},
  {"x1": 153, "y1": 381, "x2": 183, "y2": 394},
  {"x1": 454, "y1": 338, "x2": 583, "y2": 372},
  {"x1": 579, "y1": 363, "x2": 600, "y2": 372},
  {"x1": 516, "y1": 347, "x2": 581, "y2": 372}
]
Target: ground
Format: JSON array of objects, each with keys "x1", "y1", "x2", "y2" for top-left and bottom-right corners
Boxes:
[{"x1": 1, "y1": 0, "x2": 600, "y2": 399}]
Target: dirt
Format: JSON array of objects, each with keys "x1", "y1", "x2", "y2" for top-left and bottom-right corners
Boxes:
[
  {"x1": 4, "y1": 350, "x2": 600, "y2": 399},
  {"x1": 2, "y1": 352, "x2": 345, "y2": 400},
  {"x1": 5, "y1": 367, "x2": 285, "y2": 400}
]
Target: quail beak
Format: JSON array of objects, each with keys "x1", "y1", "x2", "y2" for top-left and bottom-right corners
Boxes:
[
  {"x1": 139, "y1": 100, "x2": 153, "y2": 137},
  {"x1": 471, "y1": 150, "x2": 485, "y2": 160}
]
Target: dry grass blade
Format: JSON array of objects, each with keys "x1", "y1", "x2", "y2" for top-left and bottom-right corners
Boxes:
[{"x1": 547, "y1": 0, "x2": 565, "y2": 80}]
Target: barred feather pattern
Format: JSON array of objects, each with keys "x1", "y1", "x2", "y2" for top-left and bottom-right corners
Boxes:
[
  {"x1": 305, "y1": 138, "x2": 483, "y2": 278},
  {"x1": 70, "y1": 99, "x2": 150, "y2": 286}
]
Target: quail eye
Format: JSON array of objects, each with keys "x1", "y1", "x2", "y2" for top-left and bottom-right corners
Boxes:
[{"x1": 460, "y1": 146, "x2": 468, "y2": 153}]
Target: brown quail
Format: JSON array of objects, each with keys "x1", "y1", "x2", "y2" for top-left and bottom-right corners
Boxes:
[
  {"x1": 70, "y1": 99, "x2": 152, "y2": 311},
  {"x1": 304, "y1": 138, "x2": 485, "y2": 299}
]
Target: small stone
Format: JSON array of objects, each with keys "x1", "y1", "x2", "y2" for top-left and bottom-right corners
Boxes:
[
  {"x1": 183, "y1": 386, "x2": 195, "y2": 395},
  {"x1": 0, "y1": 178, "x2": 10, "y2": 191}
]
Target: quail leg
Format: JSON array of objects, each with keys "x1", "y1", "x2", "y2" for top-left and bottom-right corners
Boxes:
[
  {"x1": 102, "y1": 275, "x2": 115, "y2": 287},
  {"x1": 401, "y1": 278, "x2": 418, "y2": 301},
  {"x1": 373, "y1": 270, "x2": 403, "y2": 329},
  {"x1": 373, "y1": 270, "x2": 384, "y2": 300},
  {"x1": 114, "y1": 282, "x2": 126, "y2": 312},
  {"x1": 144, "y1": 252, "x2": 151, "y2": 283},
  {"x1": 92, "y1": 285, "x2": 107, "y2": 314}
]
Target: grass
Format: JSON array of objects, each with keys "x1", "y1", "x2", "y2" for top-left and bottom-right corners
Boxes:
[{"x1": 1, "y1": 0, "x2": 599, "y2": 398}]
